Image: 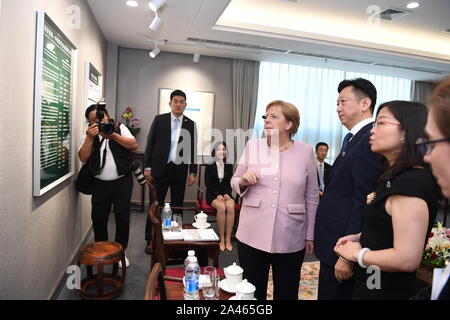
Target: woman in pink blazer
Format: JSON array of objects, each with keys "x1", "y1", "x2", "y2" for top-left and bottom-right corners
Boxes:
[{"x1": 231, "y1": 100, "x2": 319, "y2": 300}]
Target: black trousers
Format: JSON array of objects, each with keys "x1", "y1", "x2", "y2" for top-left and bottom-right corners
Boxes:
[
  {"x1": 237, "y1": 240, "x2": 305, "y2": 300},
  {"x1": 317, "y1": 261, "x2": 354, "y2": 300},
  {"x1": 91, "y1": 174, "x2": 133, "y2": 249},
  {"x1": 145, "y1": 162, "x2": 188, "y2": 241}
]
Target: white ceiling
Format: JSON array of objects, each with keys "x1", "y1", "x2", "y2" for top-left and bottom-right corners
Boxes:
[{"x1": 87, "y1": 0, "x2": 450, "y2": 81}]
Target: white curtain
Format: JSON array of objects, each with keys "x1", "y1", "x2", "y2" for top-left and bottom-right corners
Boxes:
[{"x1": 254, "y1": 62, "x2": 412, "y2": 163}]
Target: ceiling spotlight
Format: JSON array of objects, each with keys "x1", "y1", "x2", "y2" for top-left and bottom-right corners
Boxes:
[
  {"x1": 149, "y1": 15, "x2": 162, "y2": 31},
  {"x1": 149, "y1": 45, "x2": 160, "y2": 59},
  {"x1": 193, "y1": 52, "x2": 200, "y2": 63},
  {"x1": 126, "y1": 0, "x2": 138, "y2": 7},
  {"x1": 406, "y1": 2, "x2": 420, "y2": 9},
  {"x1": 148, "y1": 0, "x2": 166, "y2": 12}
]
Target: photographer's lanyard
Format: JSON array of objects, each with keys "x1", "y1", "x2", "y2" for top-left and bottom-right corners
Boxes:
[{"x1": 99, "y1": 138, "x2": 107, "y2": 171}]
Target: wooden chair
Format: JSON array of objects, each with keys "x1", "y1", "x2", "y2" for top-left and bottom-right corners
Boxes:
[
  {"x1": 148, "y1": 200, "x2": 220, "y2": 272},
  {"x1": 144, "y1": 262, "x2": 185, "y2": 300}
]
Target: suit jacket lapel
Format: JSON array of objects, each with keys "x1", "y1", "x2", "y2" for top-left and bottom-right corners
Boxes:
[{"x1": 329, "y1": 122, "x2": 373, "y2": 180}]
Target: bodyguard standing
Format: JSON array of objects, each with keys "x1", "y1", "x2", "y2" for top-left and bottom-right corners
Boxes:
[
  {"x1": 314, "y1": 78, "x2": 380, "y2": 299},
  {"x1": 143, "y1": 90, "x2": 197, "y2": 253}
]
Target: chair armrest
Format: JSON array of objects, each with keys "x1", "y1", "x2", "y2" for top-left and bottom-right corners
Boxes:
[{"x1": 164, "y1": 276, "x2": 183, "y2": 282}]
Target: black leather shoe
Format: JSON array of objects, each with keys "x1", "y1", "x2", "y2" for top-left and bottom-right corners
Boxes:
[{"x1": 145, "y1": 241, "x2": 152, "y2": 255}]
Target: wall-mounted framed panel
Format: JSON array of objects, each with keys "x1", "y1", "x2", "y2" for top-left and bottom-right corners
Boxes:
[{"x1": 33, "y1": 12, "x2": 77, "y2": 196}]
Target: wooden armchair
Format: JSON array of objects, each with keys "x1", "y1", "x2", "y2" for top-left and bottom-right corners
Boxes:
[{"x1": 144, "y1": 262, "x2": 184, "y2": 300}]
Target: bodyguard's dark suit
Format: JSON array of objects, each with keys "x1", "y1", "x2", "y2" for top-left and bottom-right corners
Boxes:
[
  {"x1": 204, "y1": 163, "x2": 234, "y2": 206},
  {"x1": 144, "y1": 112, "x2": 197, "y2": 241},
  {"x1": 317, "y1": 161, "x2": 331, "y2": 191},
  {"x1": 314, "y1": 123, "x2": 380, "y2": 300}
]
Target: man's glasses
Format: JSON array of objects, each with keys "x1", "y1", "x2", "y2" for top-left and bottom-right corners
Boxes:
[
  {"x1": 372, "y1": 120, "x2": 401, "y2": 128},
  {"x1": 416, "y1": 137, "x2": 450, "y2": 155}
]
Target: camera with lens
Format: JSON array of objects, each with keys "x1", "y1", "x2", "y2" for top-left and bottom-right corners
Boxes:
[
  {"x1": 132, "y1": 160, "x2": 147, "y2": 185},
  {"x1": 96, "y1": 104, "x2": 115, "y2": 135}
]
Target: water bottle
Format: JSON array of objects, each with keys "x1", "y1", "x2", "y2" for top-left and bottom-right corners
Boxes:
[
  {"x1": 184, "y1": 250, "x2": 196, "y2": 268},
  {"x1": 161, "y1": 203, "x2": 172, "y2": 232},
  {"x1": 184, "y1": 257, "x2": 200, "y2": 300}
]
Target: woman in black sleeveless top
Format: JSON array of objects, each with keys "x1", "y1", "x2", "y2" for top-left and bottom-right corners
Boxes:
[{"x1": 335, "y1": 101, "x2": 439, "y2": 299}]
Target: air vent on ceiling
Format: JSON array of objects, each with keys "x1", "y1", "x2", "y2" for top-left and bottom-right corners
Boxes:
[
  {"x1": 187, "y1": 38, "x2": 288, "y2": 53},
  {"x1": 186, "y1": 38, "x2": 445, "y2": 75},
  {"x1": 375, "y1": 7, "x2": 411, "y2": 21}
]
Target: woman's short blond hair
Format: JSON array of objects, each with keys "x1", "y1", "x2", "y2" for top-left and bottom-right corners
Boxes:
[
  {"x1": 265, "y1": 100, "x2": 300, "y2": 137},
  {"x1": 428, "y1": 76, "x2": 450, "y2": 139}
]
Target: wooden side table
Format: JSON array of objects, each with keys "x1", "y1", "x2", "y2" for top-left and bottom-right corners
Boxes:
[{"x1": 77, "y1": 241, "x2": 126, "y2": 300}]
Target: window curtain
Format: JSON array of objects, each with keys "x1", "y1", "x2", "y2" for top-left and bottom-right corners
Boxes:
[
  {"x1": 232, "y1": 59, "x2": 260, "y2": 160},
  {"x1": 410, "y1": 80, "x2": 435, "y2": 105},
  {"x1": 253, "y1": 62, "x2": 412, "y2": 163}
]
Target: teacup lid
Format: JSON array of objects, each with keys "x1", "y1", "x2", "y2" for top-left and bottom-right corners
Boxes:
[
  {"x1": 236, "y1": 279, "x2": 255, "y2": 294},
  {"x1": 225, "y1": 262, "x2": 243, "y2": 275},
  {"x1": 196, "y1": 211, "x2": 208, "y2": 217}
]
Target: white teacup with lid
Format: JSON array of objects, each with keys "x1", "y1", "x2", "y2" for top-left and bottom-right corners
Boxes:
[
  {"x1": 223, "y1": 262, "x2": 243, "y2": 288},
  {"x1": 235, "y1": 279, "x2": 256, "y2": 300},
  {"x1": 194, "y1": 211, "x2": 208, "y2": 226}
]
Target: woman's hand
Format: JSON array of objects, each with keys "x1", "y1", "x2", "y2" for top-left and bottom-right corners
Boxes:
[
  {"x1": 223, "y1": 194, "x2": 232, "y2": 201},
  {"x1": 305, "y1": 240, "x2": 314, "y2": 255},
  {"x1": 335, "y1": 233, "x2": 361, "y2": 247},
  {"x1": 335, "y1": 241, "x2": 362, "y2": 263},
  {"x1": 216, "y1": 195, "x2": 225, "y2": 202},
  {"x1": 239, "y1": 170, "x2": 260, "y2": 187}
]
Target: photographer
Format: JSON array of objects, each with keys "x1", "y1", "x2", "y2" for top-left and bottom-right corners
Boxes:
[{"x1": 78, "y1": 104, "x2": 137, "y2": 268}]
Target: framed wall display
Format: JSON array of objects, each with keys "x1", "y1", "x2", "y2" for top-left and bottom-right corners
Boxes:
[
  {"x1": 33, "y1": 12, "x2": 77, "y2": 196},
  {"x1": 85, "y1": 61, "x2": 102, "y2": 107},
  {"x1": 158, "y1": 89, "x2": 215, "y2": 156}
]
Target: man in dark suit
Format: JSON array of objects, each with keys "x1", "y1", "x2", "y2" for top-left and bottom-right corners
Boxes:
[
  {"x1": 314, "y1": 78, "x2": 380, "y2": 300},
  {"x1": 315, "y1": 142, "x2": 331, "y2": 197},
  {"x1": 143, "y1": 89, "x2": 197, "y2": 253}
]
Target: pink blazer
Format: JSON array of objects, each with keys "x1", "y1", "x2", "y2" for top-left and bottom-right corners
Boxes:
[{"x1": 231, "y1": 139, "x2": 319, "y2": 253}]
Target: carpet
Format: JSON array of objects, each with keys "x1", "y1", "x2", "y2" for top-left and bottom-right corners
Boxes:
[{"x1": 266, "y1": 261, "x2": 320, "y2": 300}]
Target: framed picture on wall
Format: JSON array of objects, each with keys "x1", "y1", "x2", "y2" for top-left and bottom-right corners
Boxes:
[
  {"x1": 32, "y1": 12, "x2": 77, "y2": 196},
  {"x1": 158, "y1": 89, "x2": 215, "y2": 156}
]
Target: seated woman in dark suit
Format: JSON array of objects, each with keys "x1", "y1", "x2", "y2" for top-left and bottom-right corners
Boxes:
[{"x1": 205, "y1": 142, "x2": 235, "y2": 252}]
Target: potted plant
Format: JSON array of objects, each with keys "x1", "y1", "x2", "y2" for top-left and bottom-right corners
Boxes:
[{"x1": 121, "y1": 106, "x2": 141, "y2": 136}]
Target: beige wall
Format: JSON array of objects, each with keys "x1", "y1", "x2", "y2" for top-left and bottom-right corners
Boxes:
[
  {"x1": 0, "y1": 0, "x2": 106, "y2": 299},
  {"x1": 116, "y1": 49, "x2": 234, "y2": 204}
]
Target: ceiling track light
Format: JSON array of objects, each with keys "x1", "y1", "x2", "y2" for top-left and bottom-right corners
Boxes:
[
  {"x1": 193, "y1": 52, "x2": 200, "y2": 63},
  {"x1": 148, "y1": 39, "x2": 166, "y2": 59},
  {"x1": 149, "y1": 15, "x2": 162, "y2": 31},
  {"x1": 148, "y1": 0, "x2": 166, "y2": 12}
]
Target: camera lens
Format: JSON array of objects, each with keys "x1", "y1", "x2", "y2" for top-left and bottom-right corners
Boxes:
[{"x1": 132, "y1": 161, "x2": 146, "y2": 185}]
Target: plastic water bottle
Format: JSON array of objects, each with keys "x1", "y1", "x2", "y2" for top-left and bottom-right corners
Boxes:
[
  {"x1": 184, "y1": 257, "x2": 200, "y2": 300},
  {"x1": 184, "y1": 250, "x2": 196, "y2": 268},
  {"x1": 161, "y1": 203, "x2": 172, "y2": 232}
]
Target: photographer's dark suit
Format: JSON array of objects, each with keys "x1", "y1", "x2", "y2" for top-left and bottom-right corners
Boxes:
[
  {"x1": 314, "y1": 123, "x2": 380, "y2": 299},
  {"x1": 144, "y1": 112, "x2": 197, "y2": 242}
]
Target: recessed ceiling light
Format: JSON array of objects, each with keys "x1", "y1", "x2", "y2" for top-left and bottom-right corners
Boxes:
[
  {"x1": 126, "y1": 1, "x2": 138, "y2": 7},
  {"x1": 406, "y1": 2, "x2": 420, "y2": 9}
]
